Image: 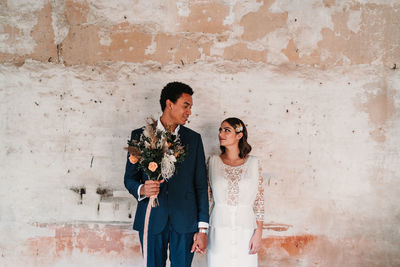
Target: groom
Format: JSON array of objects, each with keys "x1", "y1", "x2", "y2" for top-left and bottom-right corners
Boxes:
[{"x1": 124, "y1": 82, "x2": 209, "y2": 267}]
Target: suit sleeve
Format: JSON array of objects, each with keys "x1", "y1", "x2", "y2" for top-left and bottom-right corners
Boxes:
[
  {"x1": 124, "y1": 130, "x2": 143, "y2": 200},
  {"x1": 194, "y1": 134, "x2": 210, "y2": 224}
]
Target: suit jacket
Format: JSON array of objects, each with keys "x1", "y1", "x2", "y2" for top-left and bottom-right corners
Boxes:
[{"x1": 124, "y1": 125, "x2": 209, "y2": 235}]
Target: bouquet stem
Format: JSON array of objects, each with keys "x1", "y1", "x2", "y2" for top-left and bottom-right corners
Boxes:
[{"x1": 151, "y1": 196, "x2": 159, "y2": 207}]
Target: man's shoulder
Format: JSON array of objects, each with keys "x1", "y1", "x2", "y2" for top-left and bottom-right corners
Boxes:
[
  {"x1": 132, "y1": 126, "x2": 144, "y2": 133},
  {"x1": 129, "y1": 127, "x2": 144, "y2": 139},
  {"x1": 179, "y1": 125, "x2": 201, "y2": 138},
  {"x1": 246, "y1": 155, "x2": 260, "y2": 168}
]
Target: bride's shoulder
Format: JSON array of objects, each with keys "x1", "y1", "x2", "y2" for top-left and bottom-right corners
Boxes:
[
  {"x1": 207, "y1": 154, "x2": 220, "y2": 166},
  {"x1": 246, "y1": 155, "x2": 259, "y2": 166},
  {"x1": 246, "y1": 155, "x2": 257, "y2": 161},
  {"x1": 207, "y1": 154, "x2": 219, "y2": 162}
]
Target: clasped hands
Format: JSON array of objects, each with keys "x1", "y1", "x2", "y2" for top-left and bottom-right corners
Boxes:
[{"x1": 191, "y1": 232, "x2": 208, "y2": 254}]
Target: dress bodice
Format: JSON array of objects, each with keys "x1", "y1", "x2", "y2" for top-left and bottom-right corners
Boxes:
[{"x1": 208, "y1": 155, "x2": 264, "y2": 229}]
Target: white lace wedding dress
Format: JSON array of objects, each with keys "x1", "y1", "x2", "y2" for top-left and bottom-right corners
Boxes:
[{"x1": 207, "y1": 155, "x2": 264, "y2": 267}]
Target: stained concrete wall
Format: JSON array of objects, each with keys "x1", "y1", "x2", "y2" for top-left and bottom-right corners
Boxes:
[{"x1": 0, "y1": 0, "x2": 399, "y2": 266}]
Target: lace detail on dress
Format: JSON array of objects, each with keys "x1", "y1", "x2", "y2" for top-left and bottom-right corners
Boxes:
[
  {"x1": 207, "y1": 157, "x2": 214, "y2": 211},
  {"x1": 208, "y1": 180, "x2": 214, "y2": 210},
  {"x1": 253, "y1": 160, "x2": 265, "y2": 221},
  {"x1": 223, "y1": 166, "x2": 245, "y2": 206}
]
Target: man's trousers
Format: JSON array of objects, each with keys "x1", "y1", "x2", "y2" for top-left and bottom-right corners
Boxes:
[{"x1": 139, "y1": 219, "x2": 196, "y2": 267}]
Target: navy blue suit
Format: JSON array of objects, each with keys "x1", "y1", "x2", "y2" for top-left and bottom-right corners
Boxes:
[{"x1": 124, "y1": 125, "x2": 209, "y2": 267}]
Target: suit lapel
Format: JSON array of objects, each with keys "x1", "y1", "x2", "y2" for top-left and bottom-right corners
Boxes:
[{"x1": 178, "y1": 126, "x2": 188, "y2": 145}]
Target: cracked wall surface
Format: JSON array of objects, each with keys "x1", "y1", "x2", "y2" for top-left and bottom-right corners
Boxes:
[
  {"x1": 1, "y1": 0, "x2": 399, "y2": 67},
  {"x1": 1, "y1": 0, "x2": 399, "y2": 266}
]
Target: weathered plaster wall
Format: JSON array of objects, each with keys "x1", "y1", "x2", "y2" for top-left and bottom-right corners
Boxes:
[{"x1": 0, "y1": 0, "x2": 399, "y2": 266}]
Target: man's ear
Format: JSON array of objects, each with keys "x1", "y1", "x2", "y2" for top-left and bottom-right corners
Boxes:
[{"x1": 166, "y1": 99, "x2": 173, "y2": 110}]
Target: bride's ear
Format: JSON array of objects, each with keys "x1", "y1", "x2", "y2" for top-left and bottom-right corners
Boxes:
[{"x1": 236, "y1": 132, "x2": 243, "y2": 140}]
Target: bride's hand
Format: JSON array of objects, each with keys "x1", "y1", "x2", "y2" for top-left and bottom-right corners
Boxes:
[{"x1": 249, "y1": 228, "x2": 262, "y2": 254}]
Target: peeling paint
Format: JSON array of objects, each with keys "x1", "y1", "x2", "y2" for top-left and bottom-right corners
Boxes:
[
  {"x1": 178, "y1": 2, "x2": 230, "y2": 34},
  {"x1": 260, "y1": 235, "x2": 317, "y2": 257},
  {"x1": 355, "y1": 81, "x2": 397, "y2": 142},
  {"x1": 224, "y1": 42, "x2": 267, "y2": 62},
  {"x1": 241, "y1": 0, "x2": 288, "y2": 42},
  {"x1": 347, "y1": 10, "x2": 362, "y2": 33},
  {"x1": 20, "y1": 223, "x2": 142, "y2": 266},
  {"x1": 176, "y1": 1, "x2": 190, "y2": 17},
  {"x1": 50, "y1": 0, "x2": 69, "y2": 45},
  {"x1": 1, "y1": 0, "x2": 399, "y2": 66}
]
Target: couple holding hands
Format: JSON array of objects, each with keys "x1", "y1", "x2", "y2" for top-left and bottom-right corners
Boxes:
[{"x1": 124, "y1": 82, "x2": 264, "y2": 267}]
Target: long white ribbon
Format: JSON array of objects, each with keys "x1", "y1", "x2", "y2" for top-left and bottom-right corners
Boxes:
[{"x1": 143, "y1": 196, "x2": 155, "y2": 267}]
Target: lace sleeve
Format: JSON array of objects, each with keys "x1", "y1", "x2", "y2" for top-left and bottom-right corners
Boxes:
[
  {"x1": 207, "y1": 156, "x2": 214, "y2": 211},
  {"x1": 253, "y1": 159, "x2": 264, "y2": 222},
  {"x1": 208, "y1": 180, "x2": 214, "y2": 211}
]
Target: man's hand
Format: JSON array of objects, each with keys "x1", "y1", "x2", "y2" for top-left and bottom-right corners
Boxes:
[
  {"x1": 140, "y1": 179, "x2": 164, "y2": 197},
  {"x1": 191, "y1": 232, "x2": 208, "y2": 254}
]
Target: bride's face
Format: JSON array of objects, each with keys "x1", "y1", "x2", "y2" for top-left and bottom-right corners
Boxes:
[{"x1": 218, "y1": 121, "x2": 242, "y2": 147}]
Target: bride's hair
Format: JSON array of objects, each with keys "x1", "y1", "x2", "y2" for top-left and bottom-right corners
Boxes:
[{"x1": 220, "y1": 117, "x2": 252, "y2": 159}]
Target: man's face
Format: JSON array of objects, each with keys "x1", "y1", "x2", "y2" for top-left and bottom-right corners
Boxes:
[{"x1": 169, "y1": 93, "x2": 193, "y2": 125}]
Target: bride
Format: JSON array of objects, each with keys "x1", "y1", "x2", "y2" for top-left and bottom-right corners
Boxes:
[{"x1": 207, "y1": 117, "x2": 264, "y2": 267}]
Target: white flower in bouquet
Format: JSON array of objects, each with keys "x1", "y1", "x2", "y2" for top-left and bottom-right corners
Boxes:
[{"x1": 161, "y1": 154, "x2": 177, "y2": 180}]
